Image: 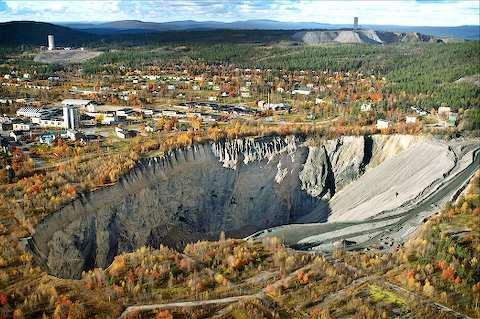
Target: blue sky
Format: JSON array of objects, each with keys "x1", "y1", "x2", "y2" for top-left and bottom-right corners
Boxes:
[{"x1": 0, "y1": 0, "x2": 478, "y2": 26}]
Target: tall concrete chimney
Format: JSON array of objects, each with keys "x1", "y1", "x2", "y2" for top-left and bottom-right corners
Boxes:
[
  {"x1": 354, "y1": 17, "x2": 359, "y2": 30},
  {"x1": 48, "y1": 35, "x2": 55, "y2": 51}
]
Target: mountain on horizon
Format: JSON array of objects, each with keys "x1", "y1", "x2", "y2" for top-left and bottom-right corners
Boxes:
[
  {"x1": 0, "y1": 21, "x2": 97, "y2": 46},
  {"x1": 62, "y1": 19, "x2": 480, "y2": 39},
  {"x1": 0, "y1": 20, "x2": 477, "y2": 47}
]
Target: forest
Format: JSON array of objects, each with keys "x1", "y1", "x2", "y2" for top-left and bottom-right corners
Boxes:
[
  {"x1": 190, "y1": 41, "x2": 480, "y2": 110},
  {"x1": 79, "y1": 41, "x2": 480, "y2": 110},
  {"x1": 2, "y1": 37, "x2": 479, "y2": 111}
]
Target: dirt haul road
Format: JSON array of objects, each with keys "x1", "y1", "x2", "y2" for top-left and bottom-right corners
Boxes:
[{"x1": 248, "y1": 143, "x2": 479, "y2": 252}]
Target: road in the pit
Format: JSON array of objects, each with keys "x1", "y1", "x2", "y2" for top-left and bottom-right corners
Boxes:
[{"x1": 247, "y1": 148, "x2": 479, "y2": 251}]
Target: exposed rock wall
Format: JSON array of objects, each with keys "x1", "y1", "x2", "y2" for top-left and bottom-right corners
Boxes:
[
  {"x1": 292, "y1": 30, "x2": 444, "y2": 45},
  {"x1": 31, "y1": 134, "x2": 450, "y2": 279},
  {"x1": 32, "y1": 136, "x2": 318, "y2": 278}
]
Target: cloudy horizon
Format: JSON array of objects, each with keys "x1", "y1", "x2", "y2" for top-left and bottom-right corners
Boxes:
[{"x1": 0, "y1": 0, "x2": 479, "y2": 26}]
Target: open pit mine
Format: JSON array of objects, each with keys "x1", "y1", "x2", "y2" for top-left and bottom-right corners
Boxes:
[{"x1": 29, "y1": 135, "x2": 479, "y2": 279}]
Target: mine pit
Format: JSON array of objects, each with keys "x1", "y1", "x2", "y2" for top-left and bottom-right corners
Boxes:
[{"x1": 30, "y1": 134, "x2": 470, "y2": 279}]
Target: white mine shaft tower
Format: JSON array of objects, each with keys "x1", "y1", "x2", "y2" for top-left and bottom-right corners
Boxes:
[{"x1": 48, "y1": 35, "x2": 55, "y2": 51}]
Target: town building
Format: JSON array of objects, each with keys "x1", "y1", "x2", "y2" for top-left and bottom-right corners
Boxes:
[
  {"x1": 63, "y1": 105, "x2": 80, "y2": 130},
  {"x1": 438, "y1": 106, "x2": 451, "y2": 116},
  {"x1": 116, "y1": 108, "x2": 136, "y2": 118},
  {"x1": 144, "y1": 125, "x2": 156, "y2": 133},
  {"x1": 0, "y1": 137, "x2": 9, "y2": 154},
  {"x1": 261, "y1": 103, "x2": 291, "y2": 112},
  {"x1": 86, "y1": 112, "x2": 117, "y2": 125},
  {"x1": 0, "y1": 117, "x2": 13, "y2": 131},
  {"x1": 10, "y1": 130, "x2": 26, "y2": 142},
  {"x1": 406, "y1": 116, "x2": 417, "y2": 124},
  {"x1": 66, "y1": 130, "x2": 82, "y2": 141},
  {"x1": 162, "y1": 110, "x2": 186, "y2": 118},
  {"x1": 410, "y1": 106, "x2": 428, "y2": 116},
  {"x1": 12, "y1": 121, "x2": 32, "y2": 131},
  {"x1": 80, "y1": 114, "x2": 96, "y2": 126},
  {"x1": 376, "y1": 119, "x2": 390, "y2": 129},
  {"x1": 115, "y1": 127, "x2": 136, "y2": 139},
  {"x1": 39, "y1": 133, "x2": 56, "y2": 145},
  {"x1": 292, "y1": 89, "x2": 311, "y2": 96},
  {"x1": 360, "y1": 103, "x2": 372, "y2": 112},
  {"x1": 61, "y1": 99, "x2": 95, "y2": 108},
  {"x1": 39, "y1": 118, "x2": 65, "y2": 128},
  {"x1": 16, "y1": 107, "x2": 50, "y2": 118},
  {"x1": 141, "y1": 109, "x2": 154, "y2": 116}
]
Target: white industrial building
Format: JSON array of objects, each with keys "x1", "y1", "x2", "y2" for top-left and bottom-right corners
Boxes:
[
  {"x1": 39, "y1": 118, "x2": 64, "y2": 128},
  {"x1": 16, "y1": 107, "x2": 50, "y2": 118},
  {"x1": 63, "y1": 105, "x2": 80, "y2": 130}
]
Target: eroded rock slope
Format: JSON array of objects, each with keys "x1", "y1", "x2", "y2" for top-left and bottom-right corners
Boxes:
[{"x1": 31, "y1": 134, "x2": 454, "y2": 278}]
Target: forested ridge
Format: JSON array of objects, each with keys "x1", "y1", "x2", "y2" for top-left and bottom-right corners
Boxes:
[
  {"x1": 192, "y1": 42, "x2": 480, "y2": 109},
  {"x1": 81, "y1": 41, "x2": 480, "y2": 109}
]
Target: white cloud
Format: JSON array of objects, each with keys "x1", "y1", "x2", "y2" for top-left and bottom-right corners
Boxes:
[
  {"x1": 3, "y1": 0, "x2": 126, "y2": 21},
  {"x1": 0, "y1": 0, "x2": 477, "y2": 26},
  {"x1": 265, "y1": 0, "x2": 479, "y2": 26}
]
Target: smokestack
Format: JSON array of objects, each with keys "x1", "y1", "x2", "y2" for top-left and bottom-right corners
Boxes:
[
  {"x1": 48, "y1": 35, "x2": 55, "y2": 51},
  {"x1": 354, "y1": 17, "x2": 359, "y2": 30}
]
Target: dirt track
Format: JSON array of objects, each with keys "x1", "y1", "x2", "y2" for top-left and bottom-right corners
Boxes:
[
  {"x1": 34, "y1": 50, "x2": 101, "y2": 64},
  {"x1": 248, "y1": 141, "x2": 479, "y2": 253}
]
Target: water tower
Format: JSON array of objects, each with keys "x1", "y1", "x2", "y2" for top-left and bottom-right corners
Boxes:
[{"x1": 48, "y1": 35, "x2": 55, "y2": 51}]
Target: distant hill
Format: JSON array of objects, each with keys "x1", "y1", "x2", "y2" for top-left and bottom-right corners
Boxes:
[
  {"x1": 1, "y1": 20, "x2": 476, "y2": 48},
  {"x1": 292, "y1": 29, "x2": 461, "y2": 45},
  {"x1": 0, "y1": 21, "x2": 97, "y2": 46},
  {"x1": 65, "y1": 19, "x2": 332, "y2": 32},
  {"x1": 63, "y1": 19, "x2": 480, "y2": 39},
  {"x1": 0, "y1": 22, "x2": 294, "y2": 47},
  {"x1": 363, "y1": 25, "x2": 480, "y2": 41}
]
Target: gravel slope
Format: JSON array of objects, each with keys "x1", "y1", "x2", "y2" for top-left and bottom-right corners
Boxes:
[{"x1": 327, "y1": 139, "x2": 455, "y2": 222}]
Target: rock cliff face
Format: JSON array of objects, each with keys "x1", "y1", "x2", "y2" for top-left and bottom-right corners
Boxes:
[
  {"x1": 31, "y1": 134, "x2": 434, "y2": 279},
  {"x1": 291, "y1": 30, "x2": 446, "y2": 45}
]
